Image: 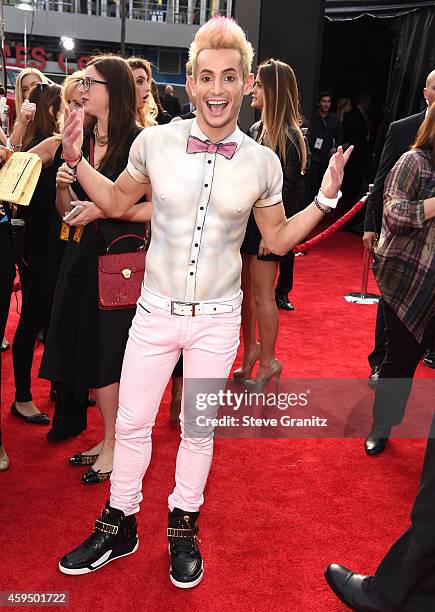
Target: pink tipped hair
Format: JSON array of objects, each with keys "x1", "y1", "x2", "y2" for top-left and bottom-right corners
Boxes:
[{"x1": 189, "y1": 15, "x2": 254, "y2": 78}]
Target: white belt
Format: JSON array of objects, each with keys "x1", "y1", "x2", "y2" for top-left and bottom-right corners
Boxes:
[{"x1": 140, "y1": 286, "x2": 242, "y2": 317}]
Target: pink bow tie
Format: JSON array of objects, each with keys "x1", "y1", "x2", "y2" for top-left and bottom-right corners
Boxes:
[{"x1": 187, "y1": 135, "x2": 237, "y2": 159}]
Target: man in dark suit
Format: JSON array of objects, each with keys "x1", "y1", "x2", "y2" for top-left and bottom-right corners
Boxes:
[
  {"x1": 161, "y1": 85, "x2": 181, "y2": 118},
  {"x1": 341, "y1": 92, "x2": 374, "y2": 211},
  {"x1": 363, "y1": 69, "x2": 434, "y2": 455}
]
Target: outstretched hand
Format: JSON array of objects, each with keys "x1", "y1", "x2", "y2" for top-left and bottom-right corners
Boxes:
[
  {"x1": 62, "y1": 106, "x2": 84, "y2": 161},
  {"x1": 320, "y1": 145, "x2": 353, "y2": 199}
]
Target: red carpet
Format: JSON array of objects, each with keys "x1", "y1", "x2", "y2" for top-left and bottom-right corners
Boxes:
[{"x1": 1, "y1": 232, "x2": 432, "y2": 612}]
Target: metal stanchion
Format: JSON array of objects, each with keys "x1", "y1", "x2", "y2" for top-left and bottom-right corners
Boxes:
[{"x1": 343, "y1": 184, "x2": 380, "y2": 305}]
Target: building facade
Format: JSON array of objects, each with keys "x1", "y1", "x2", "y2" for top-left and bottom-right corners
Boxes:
[{"x1": 3, "y1": 0, "x2": 232, "y2": 87}]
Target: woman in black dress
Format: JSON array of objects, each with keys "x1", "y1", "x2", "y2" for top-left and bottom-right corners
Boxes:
[
  {"x1": 40, "y1": 56, "x2": 151, "y2": 484},
  {"x1": 237, "y1": 59, "x2": 308, "y2": 390},
  {"x1": 9, "y1": 84, "x2": 64, "y2": 426}
]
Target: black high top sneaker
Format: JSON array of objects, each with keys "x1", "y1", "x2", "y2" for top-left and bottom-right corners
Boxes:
[
  {"x1": 59, "y1": 502, "x2": 138, "y2": 575},
  {"x1": 168, "y1": 508, "x2": 203, "y2": 588}
]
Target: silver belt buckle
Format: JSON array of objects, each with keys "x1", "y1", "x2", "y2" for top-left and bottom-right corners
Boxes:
[{"x1": 171, "y1": 301, "x2": 199, "y2": 316}]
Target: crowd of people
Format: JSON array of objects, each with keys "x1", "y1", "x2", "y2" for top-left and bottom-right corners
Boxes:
[{"x1": 0, "y1": 14, "x2": 433, "y2": 608}]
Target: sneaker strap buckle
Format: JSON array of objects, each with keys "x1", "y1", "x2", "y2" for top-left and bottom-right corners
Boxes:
[{"x1": 95, "y1": 519, "x2": 119, "y2": 535}]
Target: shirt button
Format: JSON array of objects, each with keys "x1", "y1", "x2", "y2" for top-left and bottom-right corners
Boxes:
[
  {"x1": 191, "y1": 260, "x2": 195, "y2": 263},
  {"x1": 190, "y1": 272, "x2": 194, "y2": 276},
  {"x1": 200, "y1": 206, "x2": 204, "y2": 210},
  {"x1": 208, "y1": 160, "x2": 212, "y2": 164},
  {"x1": 197, "y1": 226, "x2": 201, "y2": 230},
  {"x1": 204, "y1": 184, "x2": 208, "y2": 188},
  {"x1": 194, "y1": 243, "x2": 198, "y2": 247}
]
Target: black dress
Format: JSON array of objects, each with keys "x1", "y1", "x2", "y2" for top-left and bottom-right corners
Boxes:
[
  {"x1": 241, "y1": 123, "x2": 307, "y2": 261},
  {"x1": 40, "y1": 128, "x2": 144, "y2": 393},
  {"x1": 12, "y1": 138, "x2": 63, "y2": 403}
]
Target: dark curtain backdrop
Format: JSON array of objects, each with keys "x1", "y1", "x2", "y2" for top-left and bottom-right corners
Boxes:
[{"x1": 325, "y1": 3, "x2": 434, "y2": 163}]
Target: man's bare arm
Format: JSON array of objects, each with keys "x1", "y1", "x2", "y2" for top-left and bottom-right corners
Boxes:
[
  {"x1": 255, "y1": 146, "x2": 353, "y2": 255},
  {"x1": 62, "y1": 107, "x2": 149, "y2": 218},
  {"x1": 253, "y1": 202, "x2": 325, "y2": 255}
]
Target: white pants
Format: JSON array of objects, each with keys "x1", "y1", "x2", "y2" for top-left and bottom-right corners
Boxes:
[{"x1": 110, "y1": 289, "x2": 241, "y2": 515}]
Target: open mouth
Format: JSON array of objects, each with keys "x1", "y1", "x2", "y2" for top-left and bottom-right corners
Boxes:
[{"x1": 206, "y1": 100, "x2": 229, "y2": 115}]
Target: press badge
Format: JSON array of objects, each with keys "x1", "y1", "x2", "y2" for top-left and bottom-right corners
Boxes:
[
  {"x1": 73, "y1": 227, "x2": 84, "y2": 243},
  {"x1": 60, "y1": 222, "x2": 70, "y2": 241},
  {"x1": 314, "y1": 138, "x2": 324, "y2": 150}
]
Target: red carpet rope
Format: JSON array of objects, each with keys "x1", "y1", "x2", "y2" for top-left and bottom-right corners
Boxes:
[{"x1": 294, "y1": 195, "x2": 368, "y2": 254}]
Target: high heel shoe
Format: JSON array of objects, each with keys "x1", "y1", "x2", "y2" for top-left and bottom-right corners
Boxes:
[
  {"x1": 0, "y1": 446, "x2": 10, "y2": 471},
  {"x1": 244, "y1": 359, "x2": 282, "y2": 393},
  {"x1": 233, "y1": 343, "x2": 260, "y2": 383}
]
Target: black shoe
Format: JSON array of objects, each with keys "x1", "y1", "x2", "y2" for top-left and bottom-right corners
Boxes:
[
  {"x1": 69, "y1": 452, "x2": 99, "y2": 467},
  {"x1": 367, "y1": 365, "x2": 381, "y2": 389},
  {"x1": 365, "y1": 424, "x2": 391, "y2": 456},
  {"x1": 168, "y1": 508, "x2": 203, "y2": 588},
  {"x1": 10, "y1": 402, "x2": 50, "y2": 425},
  {"x1": 59, "y1": 501, "x2": 138, "y2": 575},
  {"x1": 275, "y1": 294, "x2": 295, "y2": 311},
  {"x1": 423, "y1": 350, "x2": 435, "y2": 369},
  {"x1": 324, "y1": 564, "x2": 386, "y2": 611},
  {"x1": 82, "y1": 467, "x2": 112, "y2": 485}
]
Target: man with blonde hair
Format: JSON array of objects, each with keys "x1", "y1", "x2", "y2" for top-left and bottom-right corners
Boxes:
[{"x1": 58, "y1": 16, "x2": 351, "y2": 587}]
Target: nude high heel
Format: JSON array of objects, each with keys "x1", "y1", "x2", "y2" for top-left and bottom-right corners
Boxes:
[
  {"x1": 233, "y1": 343, "x2": 261, "y2": 383},
  {"x1": 245, "y1": 359, "x2": 282, "y2": 394}
]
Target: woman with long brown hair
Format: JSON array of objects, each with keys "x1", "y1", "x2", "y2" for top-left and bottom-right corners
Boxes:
[
  {"x1": 40, "y1": 55, "x2": 151, "y2": 485},
  {"x1": 237, "y1": 59, "x2": 308, "y2": 391},
  {"x1": 126, "y1": 57, "x2": 154, "y2": 128},
  {"x1": 364, "y1": 102, "x2": 435, "y2": 455}
]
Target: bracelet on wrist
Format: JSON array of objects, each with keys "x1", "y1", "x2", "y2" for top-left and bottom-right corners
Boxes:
[
  {"x1": 317, "y1": 188, "x2": 342, "y2": 209},
  {"x1": 9, "y1": 142, "x2": 22, "y2": 151},
  {"x1": 314, "y1": 196, "x2": 331, "y2": 215},
  {"x1": 61, "y1": 150, "x2": 83, "y2": 168}
]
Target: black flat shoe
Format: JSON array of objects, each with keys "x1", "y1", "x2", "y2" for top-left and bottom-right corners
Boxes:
[
  {"x1": 69, "y1": 452, "x2": 99, "y2": 467},
  {"x1": 275, "y1": 294, "x2": 295, "y2": 311},
  {"x1": 325, "y1": 564, "x2": 386, "y2": 611},
  {"x1": 365, "y1": 424, "x2": 391, "y2": 456},
  {"x1": 11, "y1": 402, "x2": 50, "y2": 425},
  {"x1": 82, "y1": 467, "x2": 112, "y2": 485}
]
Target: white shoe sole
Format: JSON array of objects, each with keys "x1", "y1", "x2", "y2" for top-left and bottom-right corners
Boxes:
[
  {"x1": 59, "y1": 538, "x2": 139, "y2": 575},
  {"x1": 169, "y1": 562, "x2": 204, "y2": 589}
]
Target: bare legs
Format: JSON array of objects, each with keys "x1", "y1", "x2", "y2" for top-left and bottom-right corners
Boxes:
[
  {"x1": 239, "y1": 254, "x2": 280, "y2": 380},
  {"x1": 84, "y1": 382, "x2": 119, "y2": 473}
]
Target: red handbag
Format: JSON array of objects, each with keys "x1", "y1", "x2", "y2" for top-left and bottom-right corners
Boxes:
[
  {"x1": 98, "y1": 227, "x2": 150, "y2": 310},
  {"x1": 88, "y1": 137, "x2": 150, "y2": 310}
]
